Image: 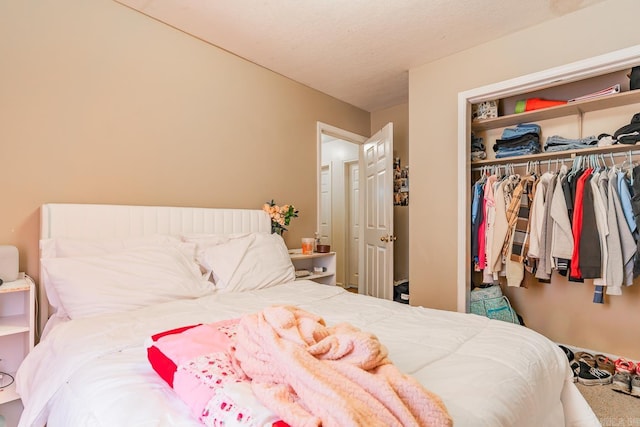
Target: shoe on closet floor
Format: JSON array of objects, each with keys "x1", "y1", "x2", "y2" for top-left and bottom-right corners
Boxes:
[
  {"x1": 559, "y1": 345, "x2": 574, "y2": 362},
  {"x1": 569, "y1": 361, "x2": 580, "y2": 382},
  {"x1": 577, "y1": 360, "x2": 613, "y2": 386},
  {"x1": 558, "y1": 345, "x2": 580, "y2": 382},
  {"x1": 612, "y1": 371, "x2": 632, "y2": 394},
  {"x1": 575, "y1": 351, "x2": 596, "y2": 368},
  {"x1": 595, "y1": 354, "x2": 616, "y2": 375},
  {"x1": 632, "y1": 375, "x2": 640, "y2": 397},
  {"x1": 614, "y1": 358, "x2": 636, "y2": 375}
]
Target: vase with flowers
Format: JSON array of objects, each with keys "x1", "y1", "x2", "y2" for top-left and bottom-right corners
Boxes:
[{"x1": 262, "y1": 200, "x2": 299, "y2": 236}]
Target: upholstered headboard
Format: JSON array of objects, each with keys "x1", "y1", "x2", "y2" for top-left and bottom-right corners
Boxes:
[{"x1": 38, "y1": 203, "x2": 271, "y2": 334}]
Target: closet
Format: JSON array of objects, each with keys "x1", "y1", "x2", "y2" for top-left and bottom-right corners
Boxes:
[{"x1": 457, "y1": 45, "x2": 640, "y2": 312}]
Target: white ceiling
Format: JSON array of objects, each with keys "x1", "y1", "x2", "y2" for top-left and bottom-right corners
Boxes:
[{"x1": 115, "y1": 0, "x2": 605, "y2": 112}]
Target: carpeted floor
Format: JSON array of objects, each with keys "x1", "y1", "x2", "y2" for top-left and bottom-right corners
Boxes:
[{"x1": 577, "y1": 382, "x2": 640, "y2": 426}]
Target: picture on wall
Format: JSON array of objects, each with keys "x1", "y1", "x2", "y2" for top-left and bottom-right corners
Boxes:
[{"x1": 393, "y1": 157, "x2": 409, "y2": 206}]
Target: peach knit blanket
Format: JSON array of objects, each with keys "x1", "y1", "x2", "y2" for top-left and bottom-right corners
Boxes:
[{"x1": 233, "y1": 305, "x2": 452, "y2": 427}]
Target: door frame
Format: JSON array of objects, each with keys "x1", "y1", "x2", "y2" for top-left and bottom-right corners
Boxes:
[
  {"x1": 344, "y1": 159, "x2": 359, "y2": 289},
  {"x1": 317, "y1": 122, "x2": 367, "y2": 289},
  {"x1": 457, "y1": 45, "x2": 640, "y2": 314},
  {"x1": 319, "y1": 163, "x2": 332, "y2": 248}
]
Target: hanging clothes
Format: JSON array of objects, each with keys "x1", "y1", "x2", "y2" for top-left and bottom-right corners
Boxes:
[
  {"x1": 606, "y1": 166, "x2": 636, "y2": 294},
  {"x1": 589, "y1": 170, "x2": 607, "y2": 304},
  {"x1": 528, "y1": 172, "x2": 551, "y2": 261},
  {"x1": 489, "y1": 178, "x2": 510, "y2": 278},
  {"x1": 592, "y1": 171, "x2": 609, "y2": 283},
  {"x1": 617, "y1": 170, "x2": 636, "y2": 237},
  {"x1": 536, "y1": 173, "x2": 557, "y2": 282},
  {"x1": 482, "y1": 175, "x2": 498, "y2": 283},
  {"x1": 570, "y1": 168, "x2": 593, "y2": 279},
  {"x1": 471, "y1": 179, "x2": 484, "y2": 271},
  {"x1": 631, "y1": 165, "x2": 640, "y2": 277},
  {"x1": 497, "y1": 174, "x2": 524, "y2": 285},
  {"x1": 470, "y1": 153, "x2": 638, "y2": 299},
  {"x1": 502, "y1": 174, "x2": 535, "y2": 287},
  {"x1": 580, "y1": 172, "x2": 602, "y2": 279},
  {"x1": 550, "y1": 165, "x2": 573, "y2": 273}
]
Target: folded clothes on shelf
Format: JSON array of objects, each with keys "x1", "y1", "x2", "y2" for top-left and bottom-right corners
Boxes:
[
  {"x1": 493, "y1": 124, "x2": 542, "y2": 159},
  {"x1": 543, "y1": 135, "x2": 598, "y2": 152},
  {"x1": 470, "y1": 132, "x2": 486, "y2": 160},
  {"x1": 614, "y1": 112, "x2": 640, "y2": 144},
  {"x1": 500, "y1": 123, "x2": 541, "y2": 140}
]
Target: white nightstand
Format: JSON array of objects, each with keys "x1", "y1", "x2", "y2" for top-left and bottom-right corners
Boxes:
[
  {"x1": 0, "y1": 274, "x2": 35, "y2": 426},
  {"x1": 288, "y1": 249, "x2": 336, "y2": 286}
]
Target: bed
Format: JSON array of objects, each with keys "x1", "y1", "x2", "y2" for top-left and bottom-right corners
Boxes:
[{"x1": 15, "y1": 203, "x2": 600, "y2": 427}]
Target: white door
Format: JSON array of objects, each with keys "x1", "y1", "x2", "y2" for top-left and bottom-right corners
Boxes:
[
  {"x1": 319, "y1": 164, "x2": 332, "y2": 245},
  {"x1": 360, "y1": 123, "x2": 394, "y2": 299},
  {"x1": 346, "y1": 160, "x2": 359, "y2": 288}
]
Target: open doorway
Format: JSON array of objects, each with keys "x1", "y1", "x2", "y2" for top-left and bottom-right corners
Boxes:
[
  {"x1": 317, "y1": 123, "x2": 366, "y2": 290},
  {"x1": 319, "y1": 133, "x2": 360, "y2": 289},
  {"x1": 317, "y1": 122, "x2": 395, "y2": 299}
]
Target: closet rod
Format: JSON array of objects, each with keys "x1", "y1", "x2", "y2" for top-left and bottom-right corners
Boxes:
[{"x1": 470, "y1": 149, "x2": 640, "y2": 172}]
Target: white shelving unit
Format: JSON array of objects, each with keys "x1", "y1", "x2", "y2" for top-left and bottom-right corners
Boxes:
[
  {"x1": 470, "y1": 89, "x2": 640, "y2": 167},
  {"x1": 288, "y1": 249, "x2": 336, "y2": 286},
  {"x1": 0, "y1": 274, "x2": 35, "y2": 426}
]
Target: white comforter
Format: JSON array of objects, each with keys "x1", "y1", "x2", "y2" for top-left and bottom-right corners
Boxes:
[{"x1": 16, "y1": 281, "x2": 599, "y2": 427}]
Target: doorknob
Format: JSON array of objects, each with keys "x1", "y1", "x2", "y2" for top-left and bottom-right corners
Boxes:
[{"x1": 380, "y1": 235, "x2": 397, "y2": 242}]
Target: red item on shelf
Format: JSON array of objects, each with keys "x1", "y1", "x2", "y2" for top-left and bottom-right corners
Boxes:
[{"x1": 514, "y1": 97, "x2": 567, "y2": 113}]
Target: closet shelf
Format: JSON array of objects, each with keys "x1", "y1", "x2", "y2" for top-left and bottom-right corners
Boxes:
[
  {"x1": 471, "y1": 89, "x2": 640, "y2": 132},
  {"x1": 471, "y1": 143, "x2": 639, "y2": 167}
]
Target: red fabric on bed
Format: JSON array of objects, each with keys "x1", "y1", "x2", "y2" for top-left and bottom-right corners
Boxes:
[
  {"x1": 148, "y1": 324, "x2": 201, "y2": 387},
  {"x1": 151, "y1": 324, "x2": 201, "y2": 341},
  {"x1": 147, "y1": 345, "x2": 178, "y2": 387},
  {"x1": 147, "y1": 319, "x2": 287, "y2": 427}
]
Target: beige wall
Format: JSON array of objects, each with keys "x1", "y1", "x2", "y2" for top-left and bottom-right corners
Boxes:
[
  {"x1": 0, "y1": 0, "x2": 369, "y2": 287},
  {"x1": 409, "y1": 0, "x2": 640, "y2": 358},
  {"x1": 371, "y1": 104, "x2": 410, "y2": 282}
]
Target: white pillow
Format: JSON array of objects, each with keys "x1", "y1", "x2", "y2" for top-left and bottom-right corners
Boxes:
[
  {"x1": 41, "y1": 245, "x2": 214, "y2": 319},
  {"x1": 180, "y1": 233, "x2": 250, "y2": 280},
  {"x1": 40, "y1": 236, "x2": 200, "y2": 319},
  {"x1": 199, "y1": 233, "x2": 294, "y2": 292}
]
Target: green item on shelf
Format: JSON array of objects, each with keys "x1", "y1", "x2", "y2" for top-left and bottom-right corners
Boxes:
[{"x1": 514, "y1": 99, "x2": 527, "y2": 114}]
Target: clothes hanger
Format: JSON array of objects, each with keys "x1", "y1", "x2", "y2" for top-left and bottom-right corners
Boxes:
[
  {"x1": 568, "y1": 155, "x2": 582, "y2": 178},
  {"x1": 620, "y1": 151, "x2": 634, "y2": 171},
  {"x1": 600, "y1": 154, "x2": 607, "y2": 170},
  {"x1": 618, "y1": 151, "x2": 636, "y2": 183}
]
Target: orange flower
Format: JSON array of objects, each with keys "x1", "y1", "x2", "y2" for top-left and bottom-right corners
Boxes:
[{"x1": 262, "y1": 199, "x2": 299, "y2": 235}]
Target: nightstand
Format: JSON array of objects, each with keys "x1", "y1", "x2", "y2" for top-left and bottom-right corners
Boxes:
[
  {"x1": 288, "y1": 249, "x2": 336, "y2": 286},
  {"x1": 0, "y1": 274, "x2": 35, "y2": 426}
]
